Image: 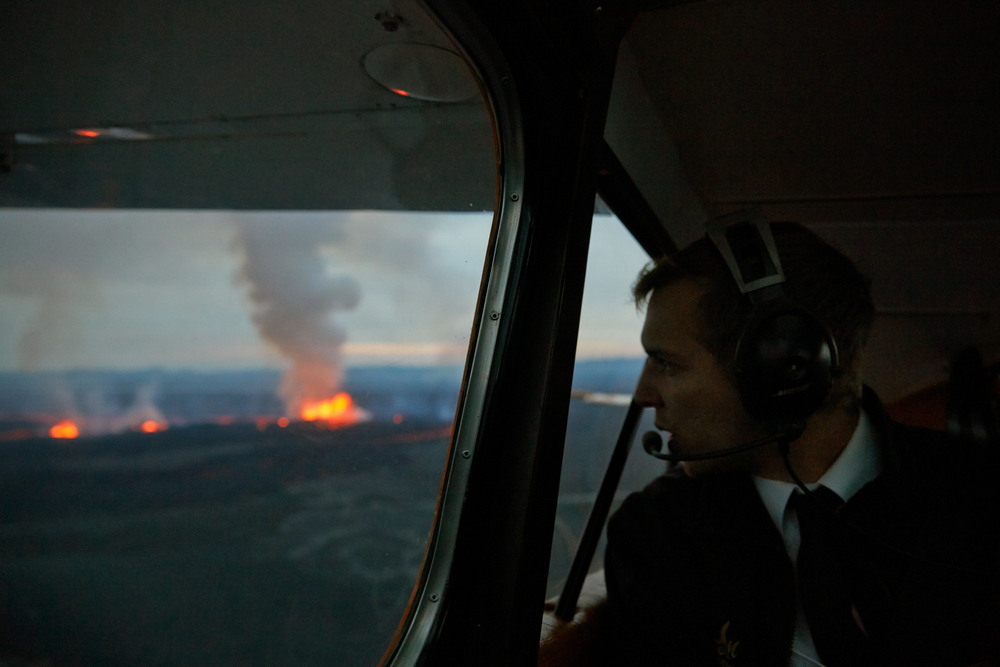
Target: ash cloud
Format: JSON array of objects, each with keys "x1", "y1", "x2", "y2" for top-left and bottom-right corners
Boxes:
[
  {"x1": 4, "y1": 268, "x2": 95, "y2": 372},
  {"x1": 232, "y1": 215, "x2": 361, "y2": 415},
  {"x1": 0, "y1": 217, "x2": 103, "y2": 371}
]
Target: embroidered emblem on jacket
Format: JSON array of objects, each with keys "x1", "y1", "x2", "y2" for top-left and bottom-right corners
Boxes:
[{"x1": 716, "y1": 620, "x2": 740, "y2": 666}]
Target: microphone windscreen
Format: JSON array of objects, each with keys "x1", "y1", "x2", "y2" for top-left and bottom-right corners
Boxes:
[{"x1": 642, "y1": 430, "x2": 664, "y2": 457}]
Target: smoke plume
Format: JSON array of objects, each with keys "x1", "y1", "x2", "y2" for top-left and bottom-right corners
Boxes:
[{"x1": 232, "y1": 216, "x2": 361, "y2": 415}]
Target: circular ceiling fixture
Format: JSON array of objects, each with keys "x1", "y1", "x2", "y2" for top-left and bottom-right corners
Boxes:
[{"x1": 363, "y1": 43, "x2": 479, "y2": 102}]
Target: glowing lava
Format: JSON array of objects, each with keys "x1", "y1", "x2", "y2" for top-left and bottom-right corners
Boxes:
[
  {"x1": 49, "y1": 420, "x2": 80, "y2": 439},
  {"x1": 299, "y1": 392, "x2": 361, "y2": 427},
  {"x1": 140, "y1": 420, "x2": 166, "y2": 433}
]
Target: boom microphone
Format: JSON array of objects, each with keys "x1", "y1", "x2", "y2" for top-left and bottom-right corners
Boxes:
[{"x1": 641, "y1": 423, "x2": 805, "y2": 462}]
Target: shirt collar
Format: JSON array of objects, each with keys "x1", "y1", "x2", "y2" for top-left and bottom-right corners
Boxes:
[
  {"x1": 753, "y1": 409, "x2": 883, "y2": 532},
  {"x1": 818, "y1": 408, "x2": 882, "y2": 502}
]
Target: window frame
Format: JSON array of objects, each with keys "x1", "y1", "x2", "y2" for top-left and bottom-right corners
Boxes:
[{"x1": 381, "y1": 2, "x2": 660, "y2": 665}]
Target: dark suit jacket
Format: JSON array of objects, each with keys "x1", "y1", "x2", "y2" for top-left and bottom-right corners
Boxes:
[{"x1": 602, "y1": 388, "x2": 1000, "y2": 666}]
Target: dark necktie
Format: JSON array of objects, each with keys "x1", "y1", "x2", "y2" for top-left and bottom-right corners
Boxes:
[{"x1": 791, "y1": 487, "x2": 875, "y2": 667}]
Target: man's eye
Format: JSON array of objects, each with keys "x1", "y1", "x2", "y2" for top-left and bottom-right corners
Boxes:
[{"x1": 647, "y1": 356, "x2": 677, "y2": 373}]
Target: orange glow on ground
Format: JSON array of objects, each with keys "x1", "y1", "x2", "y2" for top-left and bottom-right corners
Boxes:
[
  {"x1": 49, "y1": 420, "x2": 80, "y2": 439},
  {"x1": 74, "y1": 129, "x2": 100, "y2": 138},
  {"x1": 277, "y1": 417, "x2": 290, "y2": 428},
  {"x1": 299, "y1": 392, "x2": 361, "y2": 427},
  {"x1": 140, "y1": 420, "x2": 165, "y2": 433}
]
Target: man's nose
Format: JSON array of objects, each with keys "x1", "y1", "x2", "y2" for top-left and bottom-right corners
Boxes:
[{"x1": 633, "y1": 369, "x2": 663, "y2": 407}]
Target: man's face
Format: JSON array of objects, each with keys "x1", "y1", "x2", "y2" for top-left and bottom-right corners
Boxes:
[{"x1": 634, "y1": 278, "x2": 767, "y2": 477}]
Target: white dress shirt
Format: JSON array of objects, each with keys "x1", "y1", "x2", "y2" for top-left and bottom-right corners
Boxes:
[{"x1": 753, "y1": 410, "x2": 883, "y2": 667}]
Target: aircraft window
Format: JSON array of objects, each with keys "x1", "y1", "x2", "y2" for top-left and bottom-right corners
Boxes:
[
  {"x1": 546, "y1": 210, "x2": 665, "y2": 601},
  {"x1": 0, "y1": 2, "x2": 495, "y2": 665}
]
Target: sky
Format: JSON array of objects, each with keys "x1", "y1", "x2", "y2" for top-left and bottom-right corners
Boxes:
[{"x1": 0, "y1": 208, "x2": 648, "y2": 374}]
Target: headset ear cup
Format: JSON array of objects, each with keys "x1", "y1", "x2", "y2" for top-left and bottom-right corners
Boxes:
[{"x1": 735, "y1": 307, "x2": 838, "y2": 423}]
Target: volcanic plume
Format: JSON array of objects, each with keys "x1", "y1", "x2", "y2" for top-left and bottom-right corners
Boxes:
[{"x1": 232, "y1": 216, "x2": 362, "y2": 421}]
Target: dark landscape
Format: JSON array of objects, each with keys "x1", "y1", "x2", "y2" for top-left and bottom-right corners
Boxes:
[{"x1": 0, "y1": 359, "x2": 656, "y2": 665}]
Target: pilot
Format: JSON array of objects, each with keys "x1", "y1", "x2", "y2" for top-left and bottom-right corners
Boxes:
[{"x1": 540, "y1": 220, "x2": 1000, "y2": 666}]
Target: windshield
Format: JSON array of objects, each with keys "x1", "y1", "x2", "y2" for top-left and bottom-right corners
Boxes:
[{"x1": 0, "y1": 1, "x2": 496, "y2": 664}]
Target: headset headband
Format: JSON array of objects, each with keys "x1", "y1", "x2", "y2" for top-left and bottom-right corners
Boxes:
[
  {"x1": 706, "y1": 209, "x2": 785, "y2": 303},
  {"x1": 706, "y1": 210, "x2": 838, "y2": 425}
]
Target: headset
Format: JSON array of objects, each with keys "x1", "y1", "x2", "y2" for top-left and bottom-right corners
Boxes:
[
  {"x1": 643, "y1": 210, "x2": 840, "y2": 462},
  {"x1": 708, "y1": 209, "x2": 839, "y2": 427}
]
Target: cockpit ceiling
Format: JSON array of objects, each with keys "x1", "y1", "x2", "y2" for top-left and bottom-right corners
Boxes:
[
  {"x1": 0, "y1": 0, "x2": 495, "y2": 212},
  {"x1": 4, "y1": 0, "x2": 997, "y2": 219},
  {"x1": 626, "y1": 0, "x2": 1000, "y2": 224}
]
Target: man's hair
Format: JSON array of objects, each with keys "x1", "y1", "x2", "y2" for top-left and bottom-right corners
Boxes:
[{"x1": 633, "y1": 221, "x2": 874, "y2": 395}]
